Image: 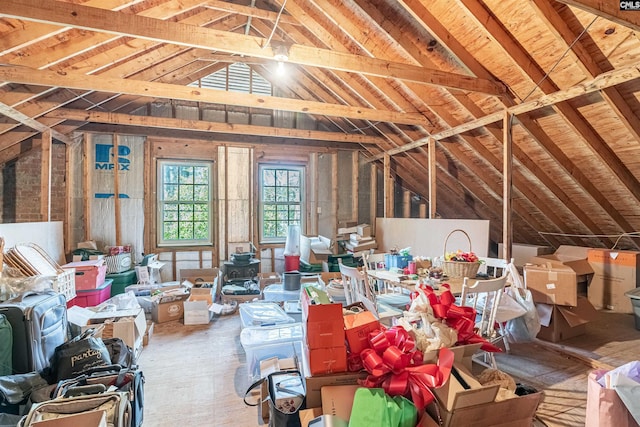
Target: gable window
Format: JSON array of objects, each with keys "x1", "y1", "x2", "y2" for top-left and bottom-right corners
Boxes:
[
  {"x1": 188, "y1": 62, "x2": 272, "y2": 95},
  {"x1": 157, "y1": 160, "x2": 213, "y2": 247},
  {"x1": 260, "y1": 165, "x2": 304, "y2": 242}
]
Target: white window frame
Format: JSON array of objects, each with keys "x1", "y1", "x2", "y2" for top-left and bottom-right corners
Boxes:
[
  {"x1": 259, "y1": 164, "x2": 305, "y2": 244},
  {"x1": 157, "y1": 159, "x2": 214, "y2": 247}
]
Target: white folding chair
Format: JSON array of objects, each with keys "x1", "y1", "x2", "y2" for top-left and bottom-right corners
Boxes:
[{"x1": 460, "y1": 274, "x2": 509, "y2": 369}]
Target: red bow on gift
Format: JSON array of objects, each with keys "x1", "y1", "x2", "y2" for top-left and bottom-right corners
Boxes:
[
  {"x1": 414, "y1": 285, "x2": 501, "y2": 353},
  {"x1": 360, "y1": 327, "x2": 454, "y2": 409}
]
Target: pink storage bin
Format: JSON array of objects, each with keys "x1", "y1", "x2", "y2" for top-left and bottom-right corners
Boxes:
[
  {"x1": 63, "y1": 260, "x2": 107, "y2": 291},
  {"x1": 67, "y1": 279, "x2": 112, "y2": 308}
]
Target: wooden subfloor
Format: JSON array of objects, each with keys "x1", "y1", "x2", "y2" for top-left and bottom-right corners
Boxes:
[{"x1": 138, "y1": 309, "x2": 639, "y2": 426}]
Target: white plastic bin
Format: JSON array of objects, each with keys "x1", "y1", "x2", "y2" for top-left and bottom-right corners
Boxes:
[{"x1": 239, "y1": 302, "x2": 295, "y2": 328}]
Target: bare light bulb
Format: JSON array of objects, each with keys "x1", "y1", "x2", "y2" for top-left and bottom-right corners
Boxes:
[{"x1": 276, "y1": 60, "x2": 286, "y2": 76}]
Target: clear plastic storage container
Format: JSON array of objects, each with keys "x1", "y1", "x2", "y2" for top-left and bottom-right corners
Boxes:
[
  {"x1": 262, "y1": 283, "x2": 302, "y2": 302},
  {"x1": 240, "y1": 323, "x2": 305, "y2": 381},
  {"x1": 239, "y1": 302, "x2": 295, "y2": 328}
]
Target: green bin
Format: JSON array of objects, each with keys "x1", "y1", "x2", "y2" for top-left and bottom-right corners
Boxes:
[{"x1": 106, "y1": 269, "x2": 138, "y2": 297}]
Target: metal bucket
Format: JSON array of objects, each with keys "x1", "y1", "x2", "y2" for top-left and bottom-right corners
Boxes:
[{"x1": 283, "y1": 271, "x2": 301, "y2": 291}]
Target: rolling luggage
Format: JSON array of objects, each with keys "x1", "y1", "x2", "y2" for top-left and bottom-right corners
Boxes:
[
  {"x1": 19, "y1": 390, "x2": 131, "y2": 427},
  {"x1": 53, "y1": 364, "x2": 144, "y2": 427},
  {"x1": 0, "y1": 314, "x2": 12, "y2": 376},
  {"x1": 0, "y1": 291, "x2": 68, "y2": 375}
]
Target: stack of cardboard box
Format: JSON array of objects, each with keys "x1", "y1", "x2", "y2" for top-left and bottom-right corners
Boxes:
[
  {"x1": 524, "y1": 246, "x2": 597, "y2": 342},
  {"x1": 300, "y1": 286, "x2": 347, "y2": 376},
  {"x1": 342, "y1": 224, "x2": 378, "y2": 253}
]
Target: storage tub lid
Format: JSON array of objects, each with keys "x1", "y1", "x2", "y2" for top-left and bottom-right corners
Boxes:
[
  {"x1": 240, "y1": 323, "x2": 303, "y2": 349},
  {"x1": 625, "y1": 287, "x2": 640, "y2": 299},
  {"x1": 283, "y1": 300, "x2": 301, "y2": 314},
  {"x1": 263, "y1": 283, "x2": 302, "y2": 297},
  {"x1": 239, "y1": 302, "x2": 295, "y2": 327}
]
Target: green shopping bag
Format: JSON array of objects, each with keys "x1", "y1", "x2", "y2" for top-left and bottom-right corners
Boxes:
[{"x1": 348, "y1": 388, "x2": 417, "y2": 427}]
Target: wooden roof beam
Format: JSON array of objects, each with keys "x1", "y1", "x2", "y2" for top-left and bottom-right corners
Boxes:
[
  {"x1": 0, "y1": 66, "x2": 427, "y2": 126},
  {"x1": 556, "y1": 0, "x2": 640, "y2": 32},
  {"x1": 0, "y1": 101, "x2": 72, "y2": 144},
  {"x1": 203, "y1": 0, "x2": 302, "y2": 26},
  {"x1": 369, "y1": 62, "x2": 640, "y2": 159},
  {"x1": 530, "y1": 0, "x2": 640, "y2": 143},
  {"x1": 0, "y1": 0, "x2": 506, "y2": 96},
  {"x1": 45, "y1": 108, "x2": 384, "y2": 145},
  {"x1": 456, "y1": 0, "x2": 640, "y2": 206}
]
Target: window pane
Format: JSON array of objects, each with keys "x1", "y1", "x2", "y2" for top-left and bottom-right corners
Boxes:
[
  {"x1": 179, "y1": 204, "x2": 194, "y2": 221},
  {"x1": 164, "y1": 222, "x2": 178, "y2": 240},
  {"x1": 163, "y1": 185, "x2": 178, "y2": 201},
  {"x1": 288, "y1": 171, "x2": 300, "y2": 186},
  {"x1": 263, "y1": 169, "x2": 275, "y2": 186},
  {"x1": 179, "y1": 222, "x2": 194, "y2": 239},
  {"x1": 263, "y1": 186, "x2": 275, "y2": 202},
  {"x1": 179, "y1": 166, "x2": 194, "y2": 184},
  {"x1": 275, "y1": 187, "x2": 287, "y2": 202},
  {"x1": 289, "y1": 188, "x2": 300, "y2": 202},
  {"x1": 194, "y1": 222, "x2": 208, "y2": 239},
  {"x1": 276, "y1": 222, "x2": 288, "y2": 237},
  {"x1": 164, "y1": 166, "x2": 178, "y2": 184},
  {"x1": 275, "y1": 170, "x2": 287, "y2": 186},
  {"x1": 264, "y1": 205, "x2": 276, "y2": 220},
  {"x1": 179, "y1": 185, "x2": 193, "y2": 201},
  {"x1": 194, "y1": 167, "x2": 208, "y2": 184},
  {"x1": 193, "y1": 185, "x2": 208, "y2": 201}
]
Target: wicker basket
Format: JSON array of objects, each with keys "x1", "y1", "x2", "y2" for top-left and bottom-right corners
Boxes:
[{"x1": 442, "y1": 229, "x2": 481, "y2": 278}]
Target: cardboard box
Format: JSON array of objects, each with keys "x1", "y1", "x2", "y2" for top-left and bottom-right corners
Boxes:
[
  {"x1": 343, "y1": 311, "x2": 380, "y2": 354},
  {"x1": 524, "y1": 264, "x2": 581, "y2": 307},
  {"x1": 68, "y1": 307, "x2": 146, "y2": 359},
  {"x1": 529, "y1": 245, "x2": 594, "y2": 298},
  {"x1": 587, "y1": 249, "x2": 640, "y2": 313},
  {"x1": 429, "y1": 391, "x2": 543, "y2": 427},
  {"x1": 258, "y1": 272, "x2": 281, "y2": 289},
  {"x1": 304, "y1": 371, "x2": 368, "y2": 409},
  {"x1": 357, "y1": 223, "x2": 371, "y2": 238},
  {"x1": 433, "y1": 348, "x2": 499, "y2": 412},
  {"x1": 189, "y1": 287, "x2": 214, "y2": 305},
  {"x1": 498, "y1": 243, "x2": 554, "y2": 268},
  {"x1": 321, "y1": 385, "x2": 360, "y2": 421},
  {"x1": 536, "y1": 296, "x2": 597, "y2": 342},
  {"x1": 304, "y1": 319, "x2": 345, "y2": 349},
  {"x1": 305, "y1": 345, "x2": 348, "y2": 376},
  {"x1": 179, "y1": 268, "x2": 220, "y2": 287},
  {"x1": 152, "y1": 300, "x2": 185, "y2": 323},
  {"x1": 32, "y1": 409, "x2": 107, "y2": 426},
  {"x1": 300, "y1": 408, "x2": 323, "y2": 427},
  {"x1": 183, "y1": 299, "x2": 212, "y2": 325},
  {"x1": 301, "y1": 235, "x2": 333, "y2": 264},
  {"x1": 143, "y1": 320, "x2": 153, "y2": 346}
]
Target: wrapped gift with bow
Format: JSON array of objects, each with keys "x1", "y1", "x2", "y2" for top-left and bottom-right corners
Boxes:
[{"x1": 359, "y1": 326, "x2": 454, "y2": 409}]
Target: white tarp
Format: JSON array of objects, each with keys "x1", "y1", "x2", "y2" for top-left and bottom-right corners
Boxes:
[{"x1": 89, "y1": 134, "x2": 145, "y2": 263}]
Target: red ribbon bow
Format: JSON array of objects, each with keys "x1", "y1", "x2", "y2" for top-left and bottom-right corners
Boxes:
[
  {"x1": 415, "y1": 285, "x2": 501, "y2": 353},
  {"x1": 360, "y1": 326, "x2": 454, "y2": 409}
]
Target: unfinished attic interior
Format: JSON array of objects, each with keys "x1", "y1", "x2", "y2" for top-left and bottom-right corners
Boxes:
[{"x1": 0, "y1": 0, "x2": 640, "y2": 426}]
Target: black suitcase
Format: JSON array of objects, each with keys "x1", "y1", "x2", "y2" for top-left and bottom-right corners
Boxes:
[{"x1": 0, "y1": 291, "x2": 68, "y2": 375}]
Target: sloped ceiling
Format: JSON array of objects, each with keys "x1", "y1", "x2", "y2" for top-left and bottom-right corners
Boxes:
[{"x1": 1, "y1": 0, "x2": 640, "y2": 250}]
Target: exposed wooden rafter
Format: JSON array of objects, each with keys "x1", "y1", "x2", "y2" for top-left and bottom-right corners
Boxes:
[
  {"x1": 0, "y1": 101, "x2": 73, "y2": 144},
  {"x1": 556, "y1": 0, "x2": 640, "y2": 31},
  {"x1": 0, "y1": 66, "x2": 428, "y2": 126},
  {"x1": 0, "y1": 0, "x2": 506, "y2": 96},
  {"x1": 45, "y1": 108, "x2": 384, "y2": 145}
]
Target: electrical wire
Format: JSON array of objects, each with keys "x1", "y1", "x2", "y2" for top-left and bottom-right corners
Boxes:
[
  {"x1": 520, "y1": 16, "x2": 598, "y2": 104},
  {"x1": 263, "y1": 0, "x2": 288, "y2": 49},
  {"x1": 537, "y1": 230, "x2": 640, "y2": 249}
]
